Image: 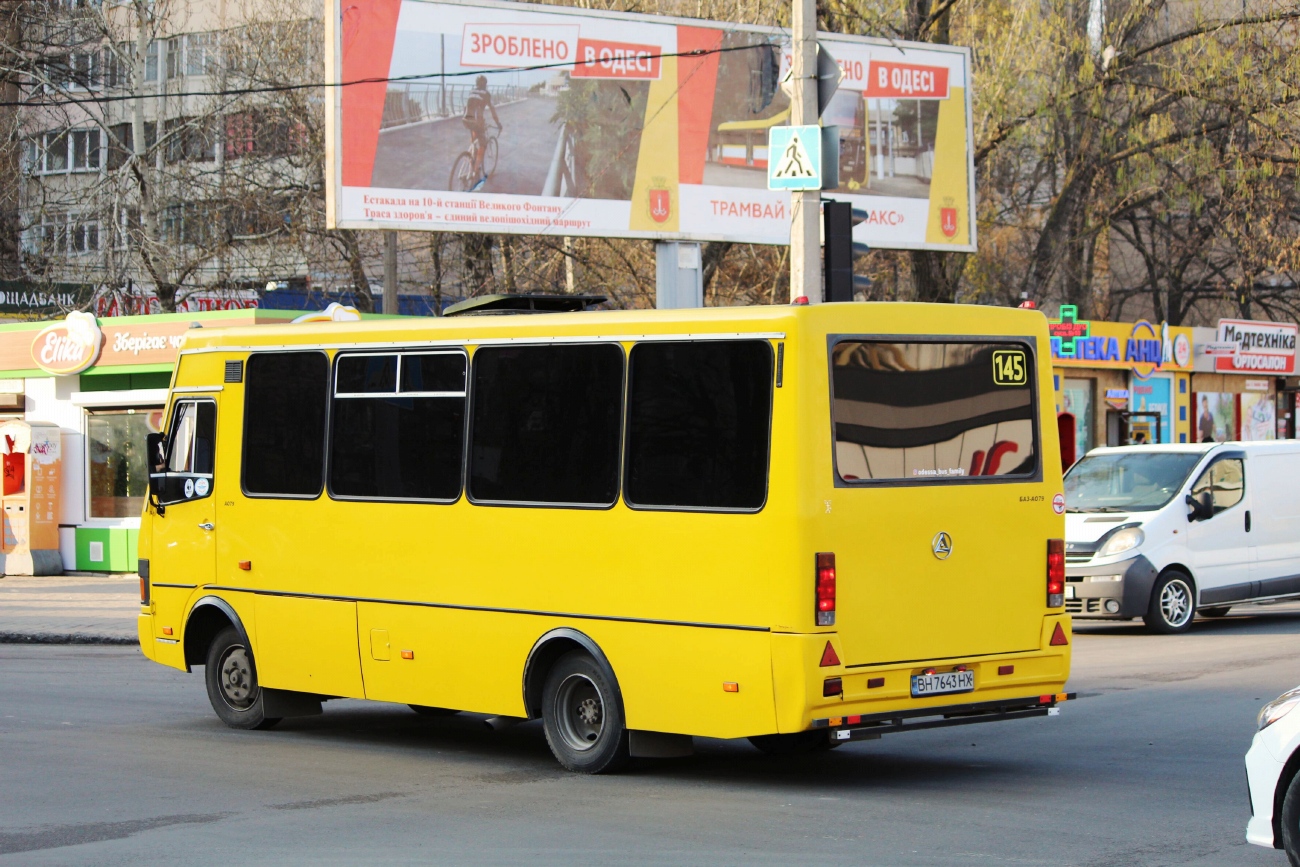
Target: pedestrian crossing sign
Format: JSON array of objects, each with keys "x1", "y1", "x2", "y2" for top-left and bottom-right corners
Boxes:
[{"x1": 768, "y1": 125, "x2": 823, "y2": 191}]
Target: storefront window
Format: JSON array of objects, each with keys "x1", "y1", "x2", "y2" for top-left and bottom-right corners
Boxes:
[
  {"x1": 1062, "y1": 378, "x2": 1094, "y2": 456},
  {"x1": 1195, "y1": 393, "x2": 1236, "y2": 442},
  {"x1": 1129, "y1": 376, "x2": 1172, "y2": 443},
  {"x1": 87, "y1": 409, "x2": 158, "y2": 518},
  {"x1": 1241, "y1": 392, "x2": 1276, "y2": 441}
]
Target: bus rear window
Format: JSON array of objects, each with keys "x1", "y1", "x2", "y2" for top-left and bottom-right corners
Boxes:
[{"x1": 831, "y1": 340, "x2": 1038, "y2": 483}]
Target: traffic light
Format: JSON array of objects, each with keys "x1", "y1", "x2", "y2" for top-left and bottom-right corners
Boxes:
[{"x1": 823, "y1": 200, "x2": 871, "y2": 302}]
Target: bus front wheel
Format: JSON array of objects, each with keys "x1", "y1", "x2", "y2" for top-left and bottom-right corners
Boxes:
[
  {"x1": 541, "y1": 650, "x2": 629, "y2": 774},
  {"x1": 204, "y1": 625, "x2": 281, "y2": 731}
]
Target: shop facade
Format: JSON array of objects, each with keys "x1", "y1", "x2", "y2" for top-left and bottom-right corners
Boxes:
[
  {"x1": 1191, "y1": 318, "x2": 1298, "y2": 443},
  {"x1": 1048, "y1": 306, "x2": 1195, "y2": 464},
  {"x1": 0, "y1": 309, "x2": 295, "y2": 572}
]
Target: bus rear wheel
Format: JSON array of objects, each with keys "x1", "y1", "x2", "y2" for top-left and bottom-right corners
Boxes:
[
  {"x1": 541, "y1": 650, "x2": 629, "y2": 774},
  {"x1": 204, "y1": 625, "x2": 281, "y2": 730}
]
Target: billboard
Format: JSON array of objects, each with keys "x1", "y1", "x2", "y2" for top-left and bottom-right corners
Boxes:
[{"x1": 325, "y1": 0, "x2": 976, "y2": 250}]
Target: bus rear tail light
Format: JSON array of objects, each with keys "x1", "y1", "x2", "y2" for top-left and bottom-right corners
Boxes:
[
  {"x1": 815, "y1": 553, "x2": 836, "y2": 626},
  {"x1": 139, "y1": 559, "x2": 150, "y2": 605},
  {"x1": 1047, "y1": 539, "x2": 1065, "y2": 607},
  {"x1": 823, "y1": 677, "x2": 842, "y2": 697}
]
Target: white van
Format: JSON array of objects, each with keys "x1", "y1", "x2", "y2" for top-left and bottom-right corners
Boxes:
[{"x1": 1063, "y1": 441, "x2": 1300, "y2": 632}]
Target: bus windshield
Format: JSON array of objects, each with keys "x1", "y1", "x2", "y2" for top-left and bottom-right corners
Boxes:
[{"x1": 1064, "y1": 451, "x2": 1204, "y2": 513}]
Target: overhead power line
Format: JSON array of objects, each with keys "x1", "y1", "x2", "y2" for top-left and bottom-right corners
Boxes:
[{"x1": 1, "y1": 41, "x2": 773, "y2": 109}]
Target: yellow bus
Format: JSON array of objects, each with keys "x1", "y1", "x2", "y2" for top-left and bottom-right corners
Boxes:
[{"x1": 137, "y1": 301, "x2": 1073, "y2": 773}]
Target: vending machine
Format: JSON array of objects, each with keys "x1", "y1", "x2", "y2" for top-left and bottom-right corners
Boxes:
[{"x1": 0, "y1": 420, "x2": 63, "y2": 575}]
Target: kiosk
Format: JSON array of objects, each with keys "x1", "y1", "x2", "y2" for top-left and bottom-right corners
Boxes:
[{"x1": 0, "y1": 420, "x2": 63, "y2": 575}]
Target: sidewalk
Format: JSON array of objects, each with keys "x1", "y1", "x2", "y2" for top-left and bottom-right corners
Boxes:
[{"x1": 0, "y1": 574, "x2": 139, "y2": 645}]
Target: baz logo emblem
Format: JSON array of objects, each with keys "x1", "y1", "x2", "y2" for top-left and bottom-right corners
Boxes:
[{"x1": 932, "y1": 532, "x2": 953, "y2": 560}]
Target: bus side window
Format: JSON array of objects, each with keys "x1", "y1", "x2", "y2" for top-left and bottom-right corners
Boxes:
[
  {"x1": 624, "y1": 340, "x2": 773, "y2": 511},
  {"x1": 156, "y1": 399, "x2": 215, "y2": 505},
  {"x1": 166, "y1": 402, "x2": 198, "y2": 474},
  {"x1": 468, "y1": 344, "x2": 623, "y2": 507},
  {"x1": 330, "y1": 351, "x2": 466, "y2": 501},
  {"x1": 243, "y1": 352, "x2": 328, "y2": 498}
]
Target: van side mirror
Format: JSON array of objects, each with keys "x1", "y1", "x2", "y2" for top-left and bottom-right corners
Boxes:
[{"x1": 1185, "y1": 492, "x2": 1212, "y2": 522}]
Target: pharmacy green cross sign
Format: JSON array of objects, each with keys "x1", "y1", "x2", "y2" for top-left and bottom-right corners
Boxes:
[{"x1": 1048, "y1": 304, "x2": 1091, "y2": 357}]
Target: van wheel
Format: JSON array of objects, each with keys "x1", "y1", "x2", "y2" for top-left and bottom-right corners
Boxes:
[
  {"x1": 204, "y1": 626, "x2": 281, "y2": 730},
  {"x1": 541, "y1": 650, "x2": 629, "y2": 774},
  {"x1": 1199, "y1": 606, "x2": 1231, "y2": 618},
  {"x1": 408, "y1": 704, "x2": 459, "y2": 717},
  {"x1": 1144, "y1": 571, "x2": 1196, "y2": 634},
  {"x1": 748, "y1": 732, "x2": 835, "y2": 755}
]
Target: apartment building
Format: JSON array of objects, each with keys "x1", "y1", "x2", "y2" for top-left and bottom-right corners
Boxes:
[{"x1": 13, "y1": 0, "x2": 324, "y2": 312}]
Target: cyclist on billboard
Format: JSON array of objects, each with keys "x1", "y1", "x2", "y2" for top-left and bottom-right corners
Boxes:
[{"x1": 463, "y1": 76, "x2": 502, "y2": 184}]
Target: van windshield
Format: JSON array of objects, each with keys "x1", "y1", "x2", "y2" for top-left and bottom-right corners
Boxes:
[{"x1": 1064, "y1": 452, "x2": 1204, "y2": 512}]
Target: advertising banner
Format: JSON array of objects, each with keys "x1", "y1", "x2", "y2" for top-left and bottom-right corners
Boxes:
[
  {"x1": 326, "y1": 0, "x2": 976, "y2": 250},
  {"x1": 1215, "y1": 319, "x2": 1297, "y2": 375},
  {"x1": 1047, "y1": 307, "x2": 1194, "y2": 376}
]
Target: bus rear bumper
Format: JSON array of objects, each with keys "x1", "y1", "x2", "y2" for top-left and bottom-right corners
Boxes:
[
  {"x1": 811, "y1": 693, "x2": 1076, "y2": 743},
  {"x1": 770, "y1": 619, "x2": 1072, "y2": 735}
]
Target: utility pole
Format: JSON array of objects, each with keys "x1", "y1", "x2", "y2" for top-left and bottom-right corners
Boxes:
[
  {"x1": 383, "y1": 231, "x2": 398, "y2": 314},
  {"x1": 789, "y1": 0, "x2": 821, "y2": 303}
]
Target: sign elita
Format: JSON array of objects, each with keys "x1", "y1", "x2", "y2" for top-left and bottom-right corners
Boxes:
[
  {"x1": 325, "y1": 0, "x2": 977, "y2": 252},
  {"x1": 30, "y1": 312, "x2": 104, "y2": 375}
]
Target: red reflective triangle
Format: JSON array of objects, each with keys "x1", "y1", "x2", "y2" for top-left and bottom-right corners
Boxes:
[
  {"x1": 1050, "y1": 622, "x2": 1069, "y2": 646},
  {"x1": 820, "y1": 641, "x2": 841, "y2": 667}
]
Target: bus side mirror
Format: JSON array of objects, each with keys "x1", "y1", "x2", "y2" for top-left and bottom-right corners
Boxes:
[
  {"x1": 147, "y1": 433, "x2": 165, "y2": 474},
  {"x1": 147, "y1": 433, "x2": 165, "y2": 501}
]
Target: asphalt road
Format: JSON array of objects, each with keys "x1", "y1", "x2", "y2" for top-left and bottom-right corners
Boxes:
[
  {"x1": 371, "y1": 96, "x2": 562, "y2": 195},
  {"x1": 3, "y1": 605, "x2": 1300, "y2": 865}
]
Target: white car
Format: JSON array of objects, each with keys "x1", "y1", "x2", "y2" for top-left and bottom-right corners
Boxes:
[{"x1": 1246, "y1": 686, "x2": 1300, "y2": 860}]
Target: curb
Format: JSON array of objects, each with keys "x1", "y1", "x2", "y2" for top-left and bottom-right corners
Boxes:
[{"x1": 0, "y1": 632, "x2": 137, "y2": 646}]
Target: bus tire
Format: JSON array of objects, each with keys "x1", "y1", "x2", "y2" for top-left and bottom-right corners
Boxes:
[
  {"x1": 748, "y1": 732, "x2": 833, "y2": 755},
  {"x1": 204, "y1": 625, "x2": 281, "y2": 731},
  {"x1": 1144, "y1": 570, "x2": 1196, "y2": 634},
  {"x1": 541, "y1": 650, "x2": 630, "y2": 774},
  {"x1": 408, "y1": 704, "x2": 459, "y2": 717},
  {"x1": 1199, "y1": 606, "x2": 1231, "y2": 618}
]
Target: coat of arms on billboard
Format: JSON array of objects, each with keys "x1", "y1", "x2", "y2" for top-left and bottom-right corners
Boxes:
[
  {"x1": 648, "y1": 179, "x2": 671, "y2": 224},
  {"x1": 940, "y1": 207, "x2": 958, "y2": 238}
]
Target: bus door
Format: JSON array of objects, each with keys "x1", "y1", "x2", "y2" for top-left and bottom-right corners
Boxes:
[
  {"x1": 829, "y1": 340, "x2": 1047, "y2": 664},
  {"x1": 148, "y1": 398, "x2": 218, "y2": 629}
]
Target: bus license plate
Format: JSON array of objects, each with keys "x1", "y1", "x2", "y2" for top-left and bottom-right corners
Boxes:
[{"x1": 911, "y1": 670, "x2": 975, "y2": 698}]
